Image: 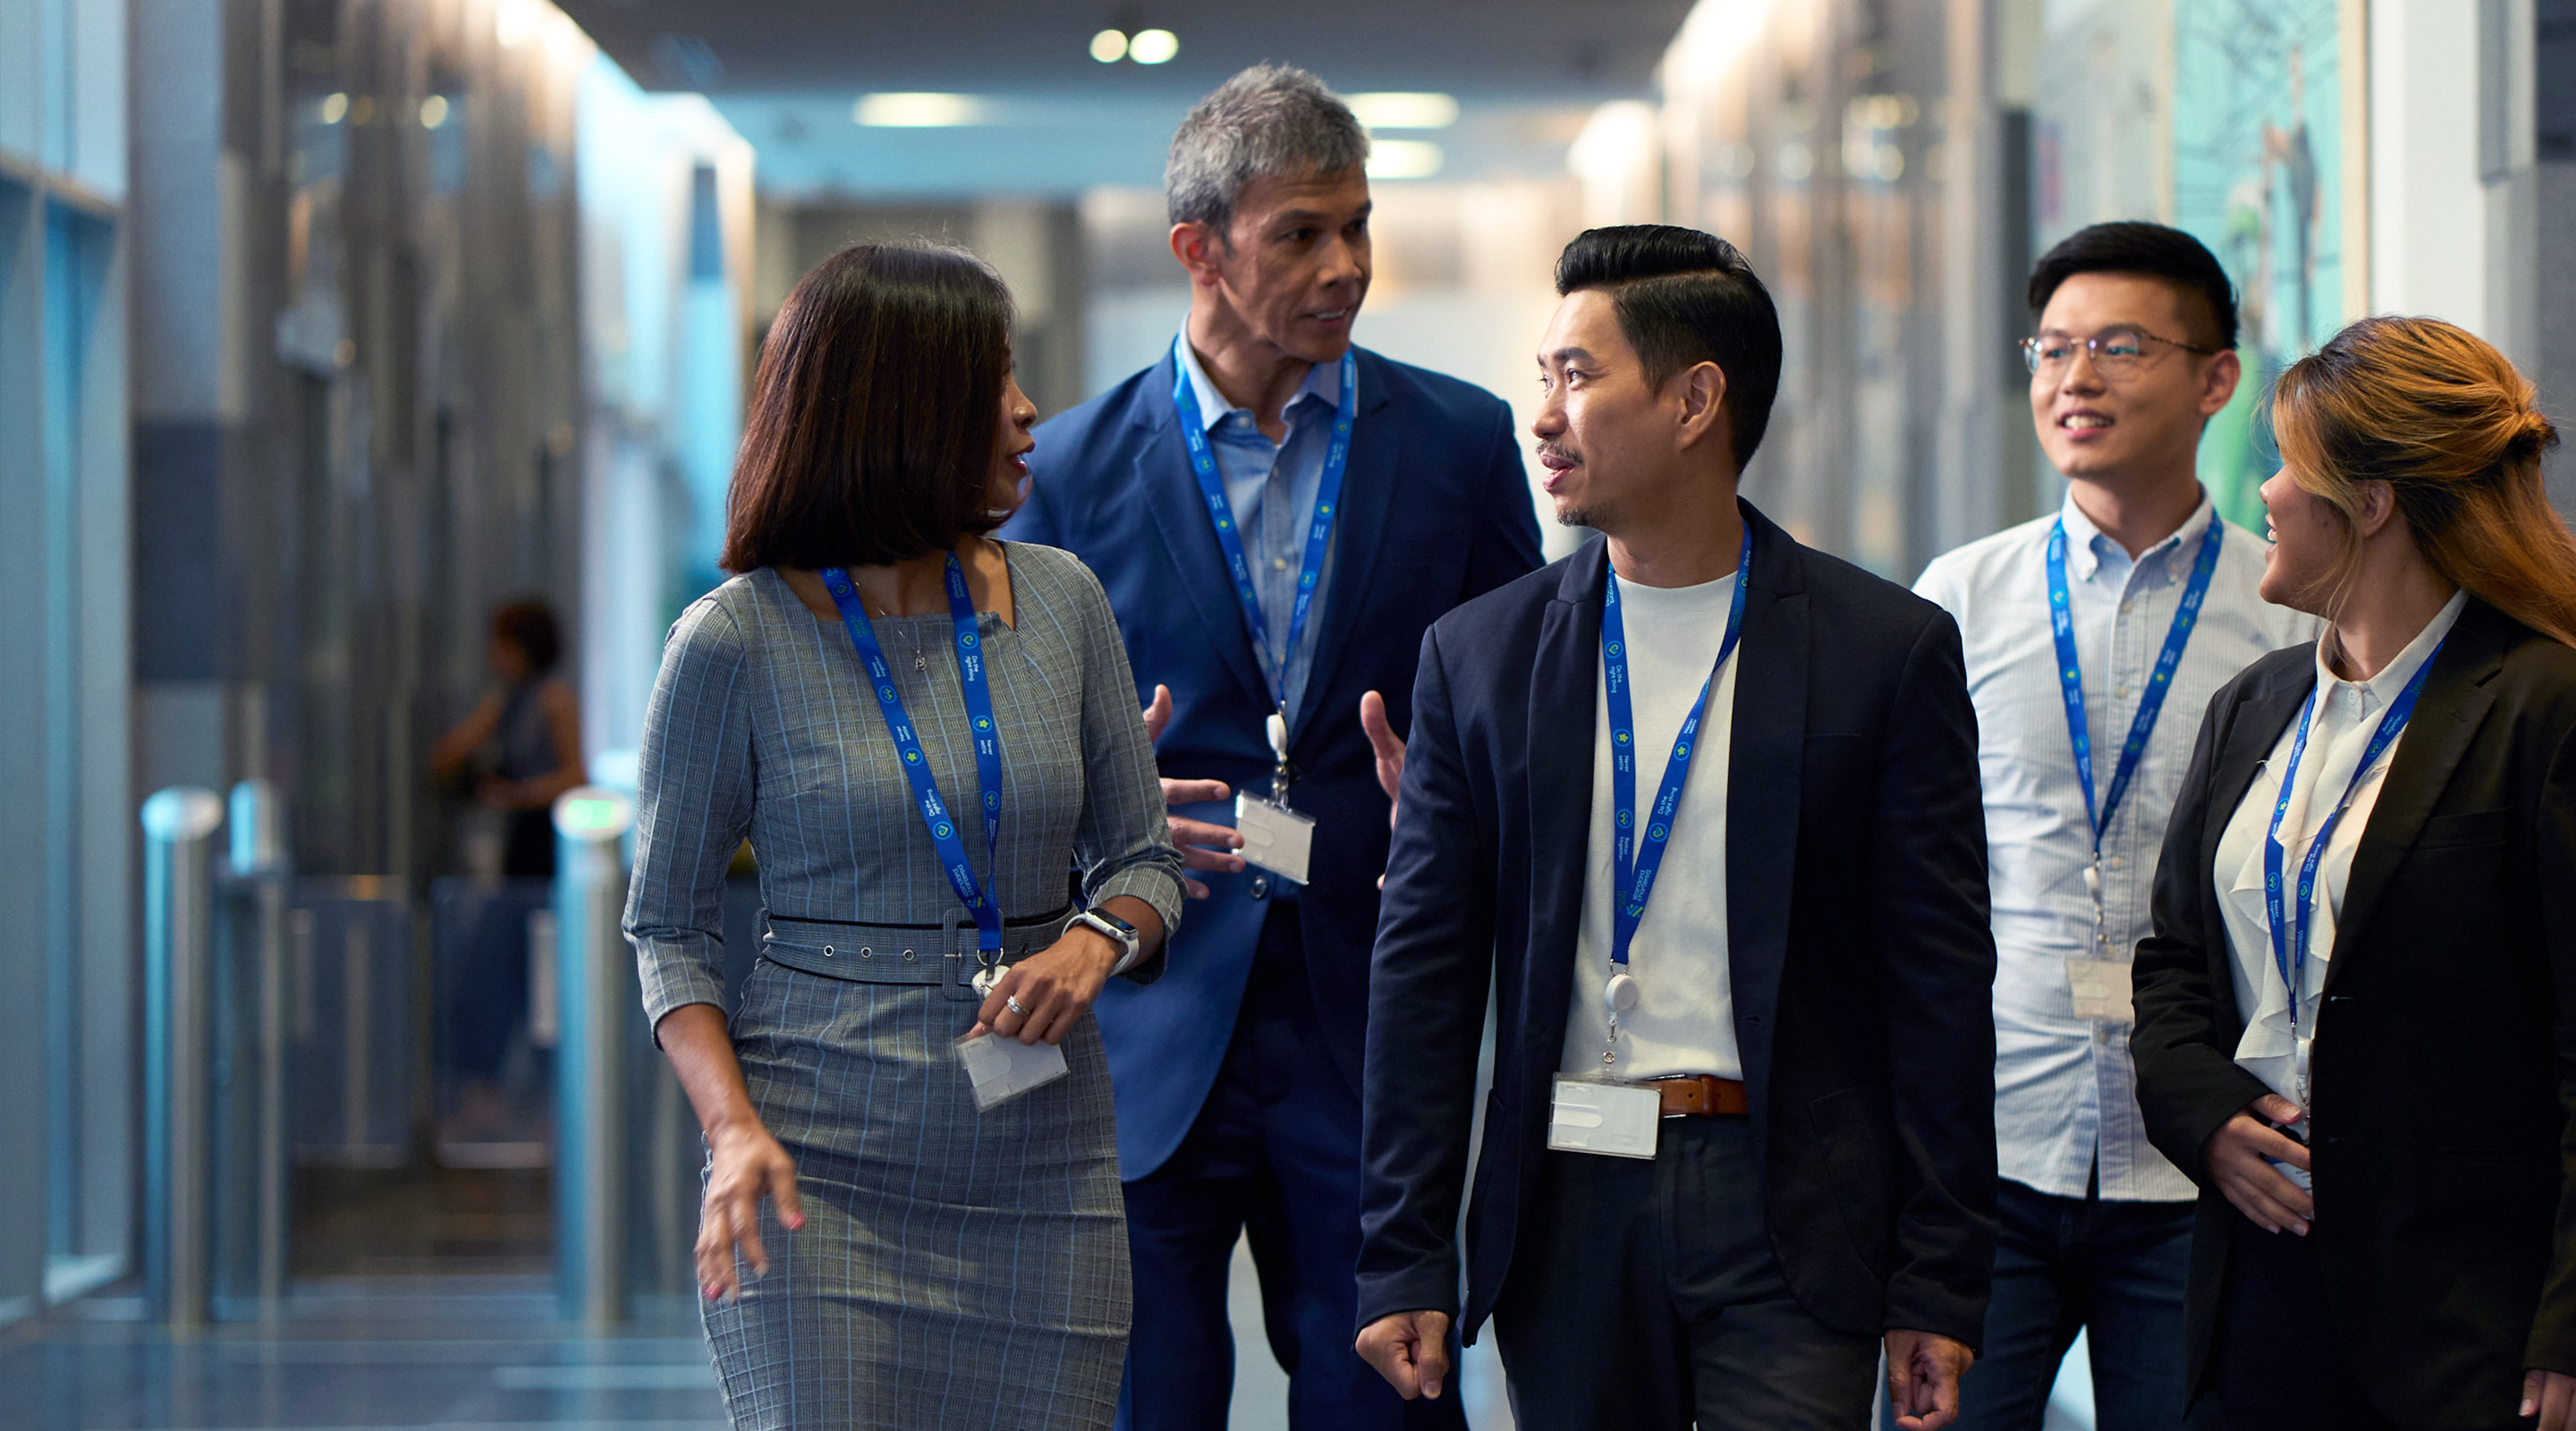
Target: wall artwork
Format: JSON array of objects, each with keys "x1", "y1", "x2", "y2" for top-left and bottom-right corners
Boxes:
[{"x1": 2171, "y1": 0, "x2": 2349, "y2": 529}]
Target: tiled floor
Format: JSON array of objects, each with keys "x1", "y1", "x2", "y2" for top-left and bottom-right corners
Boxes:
[
  {"x1": 0, "y1": 1160, "x2": 2071, "y2": 1431},
  {"x1": 0, "y1": 1277, "x2": 726, "y2": 1431}
]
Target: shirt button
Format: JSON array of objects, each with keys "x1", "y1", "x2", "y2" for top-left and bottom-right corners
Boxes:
[
  {"x1": 2107, "y1": 855, "x2": 2124, "y2": 870},
  {"x1": 1274, "y1": 556, "x2": 1290, "y2": 571}
]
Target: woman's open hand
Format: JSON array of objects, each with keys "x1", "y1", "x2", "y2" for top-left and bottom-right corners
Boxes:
[{"x1": 699, "y1": 1116, "x2": 802, "y2": 1302}]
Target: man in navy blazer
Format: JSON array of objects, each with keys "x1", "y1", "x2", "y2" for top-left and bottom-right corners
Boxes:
[
  {"x1": 1353, "y1": 227, "x2": 1996, "y2": 1429},
  {"x1": 1001, "y1": 65, "x2": 1540, "y2": 1430}
]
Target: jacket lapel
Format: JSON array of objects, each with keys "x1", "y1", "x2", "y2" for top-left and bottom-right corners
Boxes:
[
  {"x1": 1291, "y1": 351, "x2": 1398, "y2": 738},
  {"x1": 2327, "y1": 600, "x2": 2509, "y2": 977},
  {"x1": 1521, "y1": 540, "x2": 1605, "y2": 1084},
  {"x1": 1723, "y1": 503, "x2": 1807, "y2": 1074},
  {"x1": 1131, "y1": 354, "x2": 1272, "y2": 712}
]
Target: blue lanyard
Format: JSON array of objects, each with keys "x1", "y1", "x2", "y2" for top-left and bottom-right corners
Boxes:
[
  {"x1": 1169, "y1": 338, "x2": 1360, "y2": 723},
  {"x1": 2046, "y1": 514, "x2": 2224, "y2": 854},
  {"x1": 2261, "y1": 639, "x2": 2445, "y2": 1037},
  {"x1": 823, "y1": 555, "x2": 1007, "y2": 952},
  {"x1": 1604, "y1": 525, "x2": 1753, "y2": 973}
]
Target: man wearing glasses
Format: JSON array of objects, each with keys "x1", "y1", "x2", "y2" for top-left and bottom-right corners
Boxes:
[{"x1": 1906, "y1": 223, "x2": 2317, "y2": 1430}]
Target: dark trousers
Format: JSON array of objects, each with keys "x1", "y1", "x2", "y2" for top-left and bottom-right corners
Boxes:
[
  {"x1": 1896, "y1": 1178, "x2": 2193, "y2": 1431},
  {"x1": 1116, "y1": 903, "x2": 1463, "y2": 1431},
  {"x1": 1491, "y1": 1114, "x2": 1881, "y2": 1431},
  {"x1": 2186, "y1": 1215, "x2": 2409, "y2": 1431}
]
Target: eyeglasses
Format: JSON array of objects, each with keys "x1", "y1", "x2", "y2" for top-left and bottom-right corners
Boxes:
[{"x1": 2021, "y1": 326, "x2": 2220, "y2": 378}]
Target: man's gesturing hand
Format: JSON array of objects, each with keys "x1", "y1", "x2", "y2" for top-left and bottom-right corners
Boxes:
[
  {"x1": 1360, "y1": 690, "x2": 1405, "y2": 825},
  {"x1": 1355, "y1": 1310, "x2": 1451, "y2": 1400},
  {"x1": 1885, "y1": 1329, "x2": 1973, "y2": 1430},
  {"x1": 2203, "y1": 1093, "x2": 2313, "y2": 1234},
  {"x1": 1142, "y1": 683, "x2": 1246, "y2": 899}
]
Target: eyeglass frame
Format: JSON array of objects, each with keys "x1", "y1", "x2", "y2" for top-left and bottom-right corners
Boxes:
[{"x1": 2021, "y1": 326, "x2": 2223, "y2": 377}]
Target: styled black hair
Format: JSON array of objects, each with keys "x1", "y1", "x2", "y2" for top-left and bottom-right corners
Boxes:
[
  {"x1": 2027, "y1": 221, "x2": 2239, "y2": 351},
  {"x1": 722, "y1": 243, "x2": 1014, "y2": 573},
  {"x1": 1555, "y1": 225, "x2": 1784, "y2": 470}
]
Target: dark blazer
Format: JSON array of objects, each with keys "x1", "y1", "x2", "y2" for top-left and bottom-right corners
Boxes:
[
  {"x1": 1354, "y1": 503, "x2": 1998, "y2": 1347},
  {"x1": 1001, "y1": 346, "x2": 1542, "y2": 1178},
  {"x1": 2131, "y1": 597, "x2": 2576, "y2": 1429}
]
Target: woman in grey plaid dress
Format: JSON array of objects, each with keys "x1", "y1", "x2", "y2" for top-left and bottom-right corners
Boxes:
[{"x1": 625, "y1": 243, "x2": 1185, "y2": 1430}]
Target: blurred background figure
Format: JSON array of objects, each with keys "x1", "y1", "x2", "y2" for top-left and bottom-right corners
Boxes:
[
  {"x1": 433, "y1": 599, "x2": 589, "y2": 881},
  {"x1": 429, "y1": 599, "x2": 586, "y2": 1148}
]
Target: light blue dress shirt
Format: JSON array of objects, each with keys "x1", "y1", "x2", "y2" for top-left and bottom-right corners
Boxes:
[
  {"x1": 1915, "y1": 492, "x2": 2320, "y2": 1201},
  {"x1": 1174, "y1": 334, "x2": 1344, "y2": 724}
]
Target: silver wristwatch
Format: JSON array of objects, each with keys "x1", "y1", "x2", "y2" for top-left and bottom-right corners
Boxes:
[{"x1": 1072, "y1": 908, "x2": 1143, "y2": 976}]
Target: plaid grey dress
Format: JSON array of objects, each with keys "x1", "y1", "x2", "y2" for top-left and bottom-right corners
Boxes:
[{"x1": 624, "y1": 545, "x2": 1185, "y2": 1430}]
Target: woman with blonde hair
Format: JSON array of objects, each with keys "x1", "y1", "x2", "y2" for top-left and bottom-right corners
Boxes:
[{"x1": 2132, "y1": 315, "x2": 2576, "y2": 1430}]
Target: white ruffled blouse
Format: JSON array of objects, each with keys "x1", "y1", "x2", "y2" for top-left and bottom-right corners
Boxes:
[{"x1": 2211, "y1": 589, "x2": 2468, "y2": 1112}]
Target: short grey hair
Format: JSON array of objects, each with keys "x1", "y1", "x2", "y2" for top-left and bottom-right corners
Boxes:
[{"x1": 1165, "y1": 64, "x2": 1370, "y2": 233}]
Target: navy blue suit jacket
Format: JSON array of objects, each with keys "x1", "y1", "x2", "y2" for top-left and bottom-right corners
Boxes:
[
  {"x1": 1003, "y1": 345, "x2": 1543, "y2": 1179},
  {"x1": 1355, "y1": 504, "x2": 1998, "y2": 1347}
]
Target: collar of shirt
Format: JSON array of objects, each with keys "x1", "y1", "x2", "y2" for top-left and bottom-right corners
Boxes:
[
  {"x1": 1174, "y1": 332, "x2": 1341, "y2": 438},
  {"x1": 2312, "y1": 586, "x2": 2470, "y2": 715},
  {"x1": 2055, "y1": 487, "x2": 2217, "y2": 586}
]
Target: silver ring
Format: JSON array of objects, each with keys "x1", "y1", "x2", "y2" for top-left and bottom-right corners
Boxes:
[{"x1": 1004, "y1": 995, "x2": 1031, "y2": 1018}]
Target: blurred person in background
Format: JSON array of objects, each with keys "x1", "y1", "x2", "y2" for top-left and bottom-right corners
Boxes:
[
  {"x1": 626, "y1": 242, "x2": 1184, "y2": 1430},
  {"x1": 1906, "y1": 223, "x2": 2316, "y2": 1431},
  {"x1": 430, "y1": 597, "x2": 587, "y2": 1144},
  {"x1": 431, "y1": 598, "x2": 586, "y2": 878},
  {"x1": 2130, "y1": 316, "x2": 2576, "y2": 1431},
  {"x1": 1003, "y1": 63, "x2": 1540, "y2": 1431}
]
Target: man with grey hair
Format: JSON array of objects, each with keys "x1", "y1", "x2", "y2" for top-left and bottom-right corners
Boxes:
[{"x1": 1004, "y1": 63, "x2": 1541, "y2": 1431}]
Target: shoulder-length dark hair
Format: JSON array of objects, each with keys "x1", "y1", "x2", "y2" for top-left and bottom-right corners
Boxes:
[{"x1": 721, "y1": 243, "x2": 1013, "y2": 573}]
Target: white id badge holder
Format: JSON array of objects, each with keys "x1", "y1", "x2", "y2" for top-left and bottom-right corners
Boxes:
[
  {"x1": 1233, "y1": 711, "x2": 1315, "y2": 884},
  {"x1": 1546, "y1": 1077, "x2": 1660, "y2": 1159},
  {"x1": 955, "y1": 1030, "x2": 1069, "y2": 1112},
  {"x1": 1233, "y1": 792, "x2": 1314, "y2": 885},
  {"x1": 2065, "y1": 958, "x2": 2134, "y2": 1021}
]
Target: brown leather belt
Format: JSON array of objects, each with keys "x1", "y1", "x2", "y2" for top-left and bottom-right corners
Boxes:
[{"x1": 1651, "y1": 1074, "x2": 1750, "y2": 1118}]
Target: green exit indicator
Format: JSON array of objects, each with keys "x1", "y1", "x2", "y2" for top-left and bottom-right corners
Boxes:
[{"x1": 552, "y1": 786, "x2": 634, "y2": 840}]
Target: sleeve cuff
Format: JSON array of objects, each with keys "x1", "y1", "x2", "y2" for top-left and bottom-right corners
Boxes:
[
  {"x1": 1091, "y1": 866, "x2": 1185, "y2": 947},
  {"x1": 634, "y1": 935, "x2": 730, "y2": 1036}
]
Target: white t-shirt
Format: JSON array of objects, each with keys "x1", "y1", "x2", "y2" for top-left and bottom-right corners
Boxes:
[{"x1": 1557, "y1": 571, "x2": 1744, "y2": 1080}]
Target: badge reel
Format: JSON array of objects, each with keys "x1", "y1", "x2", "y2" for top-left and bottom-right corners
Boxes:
[
  {"x1": 1234, "y1": 713, "x2": 1316, "y2": 885},
  {"x1": 1547, "y1": 971, "x2": 1660, "y2": 1160}
]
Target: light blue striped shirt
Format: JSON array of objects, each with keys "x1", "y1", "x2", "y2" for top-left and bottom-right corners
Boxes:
[
  {"x1": 1916, "y1": 491, "x2": 2320, "y2": 1201},
  {"x1": 1174, "y1": 334, "x2": 1344, "y2": 721}
]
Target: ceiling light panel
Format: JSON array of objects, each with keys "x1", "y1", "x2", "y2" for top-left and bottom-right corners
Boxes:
[
  {"x1": 1347, "y1": 92, "x2": 1460, "y2": 130},
  {"x1": 853, "y1": 92, "x2": 993, "y2": 127}
]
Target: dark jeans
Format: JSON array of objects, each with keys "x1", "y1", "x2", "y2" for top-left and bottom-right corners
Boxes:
[
  {"x1": 1116, "y1": 903, "x2": 1463, "y2": 1431},
  {"x1": 1894, "y1": 1178, "x2": 2193, "y2": 1431},
  {"x1": 1492, "y1": 1115, "x2": 1881, "y2": 1431}
]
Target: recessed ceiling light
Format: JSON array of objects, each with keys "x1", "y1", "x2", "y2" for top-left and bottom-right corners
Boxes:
[
  {"x1": 419, "y1": 95, "x2": 450, "y2": 129},
  {"x1": 1129, "y1": 28, "x2": 1178, "y2": 64},
  {"x1": 1347, "y1": 93, "x2": 1460, "y2": 130},
  {"x1": 1089, "y1": 29, "x2": 1128, "y2": 64},
  {"x1": 1366, "y1": 140, "x2": 1445, "y2": 180},
  {"x1": 853, "y1": 93, "x2": 993, "y2": 127}
]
